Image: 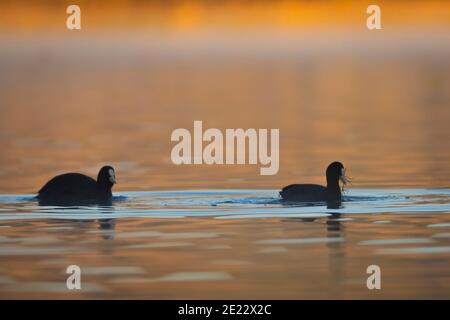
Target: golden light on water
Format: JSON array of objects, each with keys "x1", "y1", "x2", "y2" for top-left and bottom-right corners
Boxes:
[
  {"x1": 0, "y1": 0, "x2": 449, "y2": 193},
  {"x1": 0, "y1": 0, "x2": 450, "y2": 32},
  {"x1": 0, "y1": 1, "x2": 450, "y2": 301}
]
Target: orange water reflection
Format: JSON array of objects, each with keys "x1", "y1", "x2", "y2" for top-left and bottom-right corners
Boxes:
[{"x1": 1, "y1": 31, "x2": 450, "y2": 193}]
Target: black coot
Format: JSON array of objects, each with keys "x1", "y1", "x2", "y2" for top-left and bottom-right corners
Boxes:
[
  {"x1": 37, "y1": 165, "x2": 116, "y2": 206},
  {"x1": 280, "y1": 161, "x2": 349, "y2": 203}
]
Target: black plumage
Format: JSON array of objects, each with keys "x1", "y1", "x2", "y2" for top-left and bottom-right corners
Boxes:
[
  {"x1": 37, "y1": 165, "x2": 116, "y2": 206},
  {"x1": 280, "y1": 162, "x2": 348, "y2": 203}
]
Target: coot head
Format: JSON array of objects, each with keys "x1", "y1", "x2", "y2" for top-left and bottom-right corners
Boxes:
[
  {"x1": 97, "y1": 165, "x2": 116, "y2": 189},
  {"x1": 326, "y1": 161, "x2": 348, "y2": 190}
]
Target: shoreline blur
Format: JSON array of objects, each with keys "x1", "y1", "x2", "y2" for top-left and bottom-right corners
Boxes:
[{"x1": 1, "y1": 1, "x2": 450, "y2": 33}]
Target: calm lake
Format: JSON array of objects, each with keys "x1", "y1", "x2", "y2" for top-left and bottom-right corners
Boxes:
[
  {"x1": 0, "y1": 30, "x2": 449, "y2": 298},
  {"x1": 0, "y1": 189, "x2": 450, "y2": 299}
]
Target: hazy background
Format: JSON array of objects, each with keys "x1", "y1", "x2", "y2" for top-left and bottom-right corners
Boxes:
[{"x1": 1, "y1": 0, "x2": 450, "y2": 193}]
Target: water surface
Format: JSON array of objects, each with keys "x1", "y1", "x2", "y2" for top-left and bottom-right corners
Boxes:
[
  {"x1": 1, "y1": 32, "x2": 450, "y2": 193},
  {"x1": 0, "y1": 188, "x2": 449, "y2": 299},
  {"x1": 1, "y1": 22, "x2": 450, "y2": 300}
]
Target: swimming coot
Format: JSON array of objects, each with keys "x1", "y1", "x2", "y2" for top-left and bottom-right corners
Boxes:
[
  {"x1": 37, "y1": 165, "x2": 116, "y2": 206},
  {"x1": 279, "y1": 161, "x2": 349, "y2": 202}
]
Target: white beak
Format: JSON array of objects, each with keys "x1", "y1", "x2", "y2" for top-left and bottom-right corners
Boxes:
[
  {"x1": 339, "y1": 168, "x2": 348, "y2": 185},
  {"x1": 108, "y1": 169, "x2": 117, "y2": 184}
]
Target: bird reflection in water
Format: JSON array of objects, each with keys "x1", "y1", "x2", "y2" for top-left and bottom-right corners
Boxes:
[{"x1": 37, "y1": 201, "x2": 117, "y2": 240}]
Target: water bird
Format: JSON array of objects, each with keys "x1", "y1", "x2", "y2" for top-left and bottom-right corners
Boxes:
[
  {"x1": 37, "y1": 165, "x2": 116, "y2": 206},
  {"x1": 279, "y1": 161, "x2": 349, "y2": 203}
]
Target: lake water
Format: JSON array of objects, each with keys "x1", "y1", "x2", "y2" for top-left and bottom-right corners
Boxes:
[
  {"x1": 1, "y1": 32, "x2": 450, "y2": 193},
  {"x1": 0, "y1": 188, "x2": 449, "y2": 299},
  {"x1": 1, "y1": 30, "x2": 450, "y2": 299}
]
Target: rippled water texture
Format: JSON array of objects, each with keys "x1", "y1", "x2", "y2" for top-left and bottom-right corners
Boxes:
[
  {"x1": 0, "y1": 189, "x2": 449, "y2": 299},
  {"x1": 1, "y1": 7, "x2": 450, "y2": 299},
  {"x1": 1, "y1": 32, "x2": 450, "y2": 192}
]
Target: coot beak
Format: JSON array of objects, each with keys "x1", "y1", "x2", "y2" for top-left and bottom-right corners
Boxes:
[
  {"x1": 108, "y1": 169, "x2": 117, "y2": 184},
  {"x1": 339, "y1": 167, "x2": 349, "y2": 185}
]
